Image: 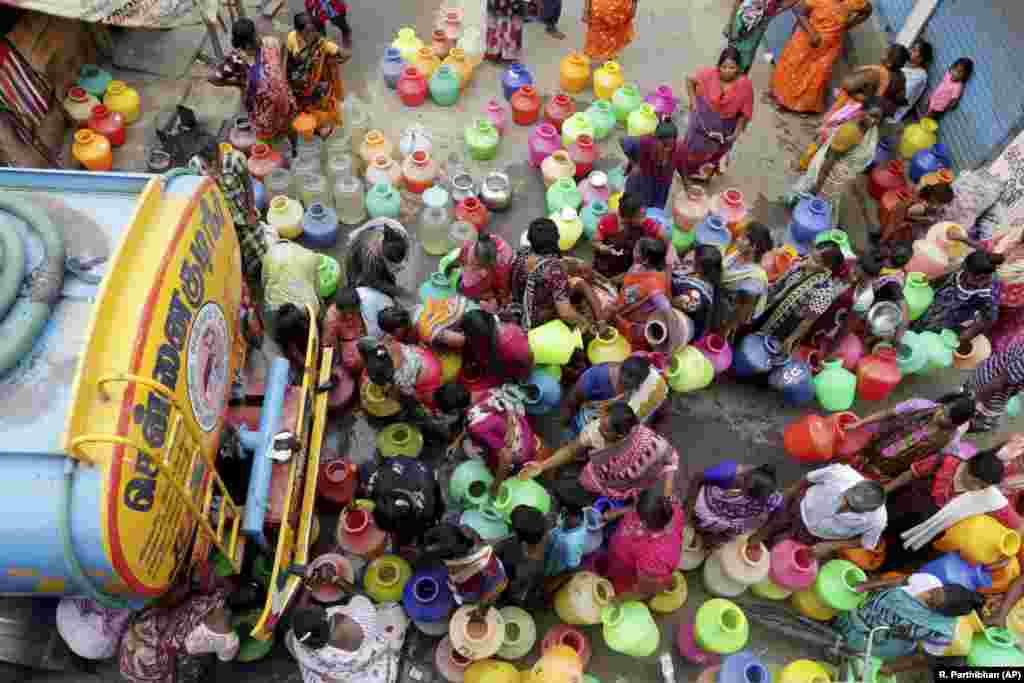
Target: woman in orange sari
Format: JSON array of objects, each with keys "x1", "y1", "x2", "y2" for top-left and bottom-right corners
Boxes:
[
  {"x1": 287, "y1": 12, "x2": 346, "y2": 135},
  {"x1": 583, "y1": 0, "x2": 636, "y2": 60},
  {"x1": 770, "y1": 0, "x2": 872, "y2": 114}
]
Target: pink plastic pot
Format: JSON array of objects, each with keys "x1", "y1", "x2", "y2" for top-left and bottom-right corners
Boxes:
[
  {"x1": 833, "y1": 333, "x2": 865, "y2": 372},
  {"x1": 528, "y1": 122, "x2": 561, "y2": 168},
  {"x1": 769, "y1": 540, "x2": 818, "y2": 591},
  {"x1": 696, "y1": 334, "x2": 733, "y2": 375}
]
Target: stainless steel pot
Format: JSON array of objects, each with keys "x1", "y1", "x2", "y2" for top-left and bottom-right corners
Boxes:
[{"x1": 480, "y1": 171, "x2": 512, "y2": 211}]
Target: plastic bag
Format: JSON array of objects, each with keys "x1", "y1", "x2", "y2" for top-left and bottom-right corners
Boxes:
[{"x1": 399, "y1": 124, "x2": 433, "y2": 158}]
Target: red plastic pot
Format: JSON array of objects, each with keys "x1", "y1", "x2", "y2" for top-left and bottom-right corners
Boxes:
[
  {"x1": 868, "y1": 160, "x2": 908, "y2": 201},
  {"x1": 856, "y1": 347, "x2": 902, "y2": 401}
]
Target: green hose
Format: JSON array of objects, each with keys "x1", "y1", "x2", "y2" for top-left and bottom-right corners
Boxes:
[
  {"x1": 0, "y1": 197, "x2": 64, "y2": 376},
  {"x1": 0, "y1": 219, "x2": 26, "y2": 322},
  {"x1": 60, "y1": 460, "x2": 131, "y2": 609}
]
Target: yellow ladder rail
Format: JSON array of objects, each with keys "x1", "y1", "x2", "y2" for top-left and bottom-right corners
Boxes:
[{"x1": 67, "y1": 433, "x2": 243, "y2": 573}]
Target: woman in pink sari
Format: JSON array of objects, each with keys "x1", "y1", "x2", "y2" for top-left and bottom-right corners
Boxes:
[
  {"x1": 464, "y1": 384, "x2": 547, "y2": 494},
  {"x1": 520, "y1": 401, "x2": 679, "y2": 508},
  {"x1": 448, "y1": 233, "x2": 515, "y2": 312},
  {"x1": 603, "y1": 490, "x2": 684, "y2": 597},
  {"x1": 680, "y1": 47, "x2": 754, "y2": 181}
]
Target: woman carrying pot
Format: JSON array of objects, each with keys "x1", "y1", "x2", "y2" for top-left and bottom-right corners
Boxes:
[
  {"x1": 287, "y1": 597, "x2": 406, "y2": 683},
  {"x1": 840, "y1": 392, "x2": 976, "y2": 479},
  {"x1": 561, "y1": 354, "x2": 669, "y2": 435},
  {"x1": 966, "y1": 341, "x2": 1024, "y2": 433},
  {"x1": 671, "y1": 244, "x2": 723, "y2": 343},
  {"x1": 345, "y1": 219, "x2": 410, "y2": 300},
  {"x1": 607, "y1": 238, "x2": 691, "y2": 353},
  {"x1": 911, "y1": 251, "x2": 1003, "y2": 344},
  {"x1": 445, "y1": 232, "x2": 516, "y2": 312},
  {"x1": 601, "y1": 489, "x2": 685, "y2": 598},
  {"x1": 684, "y1": 461, "x2": 782, "y2": 549},
  {"x1": 834, "y1": 573, "x2": 984, "y2": 666},
  {"x1": 520, "y1": 401, "x2": 679, "y2": 508},
  {"x1": 744, "y1": 241, "x2": 846, "y2": 353},
  {"x1": 508, "y1": 218, "x2": 592, "y2": 330},
  {"x1": 717, "y1": 223, "x2": 774, "y2": 343},
  {"x1": 462, "y1": 383, "x2": 546, "y2": 496}
]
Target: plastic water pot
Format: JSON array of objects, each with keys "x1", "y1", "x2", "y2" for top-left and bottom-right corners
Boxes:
[
  {"x1": 813, "y1": 559, "x2": 867, "y2": 611},
  {"x1": 601, "y1": 602, "x2": 659, "y2": 658},
  {"x1": 528, "y1": 319, "x2": 583, "y2": 365},
  {"x1": 694, "y1": 599, "x2": 749, "y2": 654}
]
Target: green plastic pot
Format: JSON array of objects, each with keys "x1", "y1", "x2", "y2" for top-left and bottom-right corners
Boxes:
[
  {"x1": 967, "y1": 628, "x2": 1024, "y2": 667},
  {"x1": 234, "y1": 611, "x2": 274, "y2": 662},
  {"x1": 494, "y1": 478, "x2": 552, "y2": 521},
  {"x1": 672, "y1": 224, "x2": 696, "y2": 253},
  {"x1": 583, "y1": 100, "x2": 616, "y2": 141},
  {"x1": 694, "y1": 598, "x2": 749, "y2": 654},
  {"x1": 449, "y1": 459, "x2": 495, "y2": 507},
  {"x1": 318, "y1": 254, "x2": 340, "y2": 298},
  {"x1": 814, "y1": 559, "x2": 866, "y2": 611},
  {"x1": 896, "y1": 331, "x2": 928, "y2": 375},
  {"x1": 814, "y1": 359, "x2": 856, "y2": 412},
  {"x1": 601, "y1": 601, "x2": 659, "y2": 658},
  {"x1": 903, "y1": 272, "x2": 934, "y2": 322}
]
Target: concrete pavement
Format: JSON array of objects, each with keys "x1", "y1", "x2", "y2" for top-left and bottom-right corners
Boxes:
[{"x1": 20, "y1": 0, "x2": 1022, "y2": 680}]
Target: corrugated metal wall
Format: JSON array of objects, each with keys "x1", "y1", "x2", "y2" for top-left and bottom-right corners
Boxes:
[
  {"x1": 875, "y1": 0, "x2": 1024, "y2": 169},
  {"x1": 874, "y1": 0, "x2": 915, "y2": 36}
]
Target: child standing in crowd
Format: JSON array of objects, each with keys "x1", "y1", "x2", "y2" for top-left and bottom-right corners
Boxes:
[
  {"x1": 304, "y1": 0, "x2": 353, "y2": 54},
  {"x1": 926, "y1": 57, "x2": 973, "y2": 118}
]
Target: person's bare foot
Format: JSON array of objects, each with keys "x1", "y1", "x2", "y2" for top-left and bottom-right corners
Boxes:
[{"x1": 546, "y1": 25, "x2": 566, "y2": 39}]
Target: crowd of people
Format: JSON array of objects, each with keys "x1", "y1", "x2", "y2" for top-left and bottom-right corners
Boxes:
[{"x1": 50, "y1": 0, "x2": 1024, "y2": 681}]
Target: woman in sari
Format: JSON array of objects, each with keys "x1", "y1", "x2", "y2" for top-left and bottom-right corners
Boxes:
[
  {"x1": 840, "y1": 393, "x2": 976, "y2": 479},
  {"x1": 422, "y1": 525, "x2": 508, "y2": 606},
  {"x1": 685, "y1": 462, "x2": 782, "y2": 549},
  {"x1": 912, "y1": 251, "x2": 1002, "y2": 340},
  {"x1": 718, "y1": 223, "x2": 774, "y2": 342},
  {"x1": 620, "y1": 119, "x2": 683, "y2": 211},
  {"x1": 746, "y1": 242, "x2": 845, "y2": 353},
  {"x1": 582, "y1": 0, "x2": 636, "y2": 60},
  {"x1": 288, "y1": 597, "x2": 406, "y2": 683},
  {"x1": 602, "y1": 490, "x2": 684, "y2": 597},
  {"x1": 824, "y1": 44, "x2": 909, "y2": 125},
  {"x1": 119, "y1": 589, "x2": 240, "y2": 682},
  {"x1": 562, "y1": 355, "x2": 669, "y2": 435},
  {"x1": 967, "y1": 342, "x2": 1024, "y2": 433},
  {"x1": 790, "y1": 97, "x2": 883, "y2": 220},
  {"x1": 445, "y1": 233, "x2": 515, "y2": 311},
  {"x1": 769, "y1": 0, "x2": 872, "y2": 114},
  {"x1": 287, "y1": 13, "x2": 346, "y2": 135},
  {"x1": 407, "y1": 300, "x2": 532, "y2": 392},
  {"x1": 725, "y1": 0, "x2": 800, "y2": 73},
  {"x1": 672, "y1": 244, "x2": 723, "y2": 342},
  {"x1": 833, "y1": 574, "x2": 983, "y2": 663},
  {"x1": 681, "y1": 48, "x2": 754, "y2": 181},
  {"x1": 357, "y1": 333, "x2": 442, "y2": 410},
  {"x1": 608, "y1": 238, "x2": 691, "y2": 352},
  {"x1": 189, "y1": 142, "x2": 265, "y2": 300},
  {"x1": 970, "y1": 227, "x2": 1024, "y2": 354},
  {"x1": 890, "y1": 39, "x2": 933, "y2": 122},
  {"x1": 211, "y1": 19, "x2": 296, "y2": 141},
  {"x1": 463, "y1": 384, "x2": 544, "y2": 493},
  {"x1": 57, "y1": 598, "x2": 134, "y2": 661},
  {"x1": 508, "y1": 218, "x2": 591, "y2": 330},
  {"x1": 345, "y1": 218, "x2": 410, "y2": 300},
  {"x1": 521, "y1": 401, "x2": 679, "y2": 506}
]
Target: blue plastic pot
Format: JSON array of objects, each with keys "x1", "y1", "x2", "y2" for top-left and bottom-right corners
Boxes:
[
  {"x1": 789, "y1": 196, "x2": 832, "y2": 244},
  {"x1": 502, "y1": 62, "x2": 533, "y2": 100},
  {"x1": 768, "y1": 359, "x2": 816, "y2": 406},
  {"x1": 733, "y1": 334, "x2": 784, "y2": 377},
  {"x1": 920, "y1": 553, "x2": 992, "y2": 591}
]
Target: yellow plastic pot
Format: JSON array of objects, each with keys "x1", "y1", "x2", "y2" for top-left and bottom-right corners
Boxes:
[
  {"x1": 791, "y1": 587, "x2": 836, "y2": 621},
  {"x1": 667, "y1": 346, "x2": 714, "y2": 393},
  {"x1": 779, "y1": 660, "x2": 832, "y2": 683},
  {"x1": 649, "y1": 570, "x2": 688, "y2": 614},
  {"x1": 465, "y1": 659, "x2": 522, "y2": 683},
  {"x1": 934, "y1": 515, "x2": 1022, "y2": 565}
]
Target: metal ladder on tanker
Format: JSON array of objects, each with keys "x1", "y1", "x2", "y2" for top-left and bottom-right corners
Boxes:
[{"x1": 69, "y1": 374, "x2": 246, "y2": 576}]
